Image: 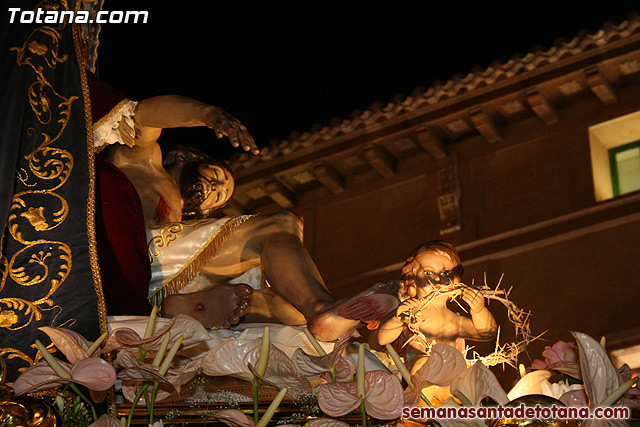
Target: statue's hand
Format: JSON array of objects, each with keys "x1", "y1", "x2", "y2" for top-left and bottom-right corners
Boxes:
[
  {"x1": 396, "y1": 297, "x2": 422, "y2": 321},
  {"x1": 204, "y1": 107, "x2": 259, "y2": 154},
  {"x1": 117, "y1": 118, "x2": 136, "y2": 148},
  {"x1": 462, "y1": 288, "x2": 485, "y2": 315}
]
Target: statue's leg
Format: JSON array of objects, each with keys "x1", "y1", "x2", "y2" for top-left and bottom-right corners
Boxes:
[
  {"x1": 200, "y1": 211, "x2": 337, "y2": 315},
  {"x1": 164, "y1": 211, "x2": 362, "y2": 338},
  {"x1": 202, "y1": 211, "x2": 365, "y2": 339}
]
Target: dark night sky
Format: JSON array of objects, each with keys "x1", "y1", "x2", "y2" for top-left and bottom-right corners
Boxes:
[{"x1": 96, "y1": 2, "x2": 638, "y2": 160}]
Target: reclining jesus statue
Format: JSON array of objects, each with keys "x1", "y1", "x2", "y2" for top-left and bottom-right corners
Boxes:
[{"x1": 99, "y1": 92, "x2": 363, "y2": 341}]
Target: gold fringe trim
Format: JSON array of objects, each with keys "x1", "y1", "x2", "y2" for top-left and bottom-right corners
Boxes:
[{"x1": 149, "y1": 214, "x2": 256, "y2": 306}]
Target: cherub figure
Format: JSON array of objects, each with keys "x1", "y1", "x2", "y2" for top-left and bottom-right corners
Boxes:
[{"x1": 377, "y1": 241, "x2": 497, "y2": 372}]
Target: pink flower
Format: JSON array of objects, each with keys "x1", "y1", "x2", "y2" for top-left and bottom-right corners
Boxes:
[
  {"x1": 201, "y1": 337, "x2": 311, "y2": 395},
  {"x1": 13, "y1": 328, "x2": 116, "y2": 403},
  {"x1": 103, "y1": 314, "x2": 208, "y2": 353},
  {"x1": 403, "y1": 343, "x2": 467, "y2": 407},
  {"x1": 293, "y1": 328, "x2": 357, "y2": 382},
  {"x1": 317, "y1": 344, "x2": 403, "y2": 420},
  {"x1": 89, "y1": 414, "x2": 122, "y2": 427},
  {"x1": 530, "y1": 340, "x2": 580, "y2": 379},
  {"x1": 559, "y1": 332, "x2": 637, "y2": 427},
  {"x1": 116, "y1": 350, "x2": 201, "y2": 403},
  {"x1": 317, "y1": 370, "x2": 403, "y2": 420},
  {"x1": 13, "y1": 358, "x2": 116, "y2": 397}
]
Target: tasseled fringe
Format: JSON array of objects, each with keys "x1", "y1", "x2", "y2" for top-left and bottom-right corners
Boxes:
[{"x1": 149, "y1": 214, "x2": 255, "y2": 306}]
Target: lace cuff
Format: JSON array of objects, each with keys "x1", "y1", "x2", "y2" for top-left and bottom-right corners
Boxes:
[{"x1": 93, "y1": 99, "x2": 138, "y2": 151}]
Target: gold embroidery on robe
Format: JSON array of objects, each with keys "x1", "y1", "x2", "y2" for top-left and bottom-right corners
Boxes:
[{"x1": 0, "y1": 0, "x2": 107, "y2": 375}]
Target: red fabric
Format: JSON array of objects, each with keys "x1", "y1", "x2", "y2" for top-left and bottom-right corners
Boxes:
[
  {"x1": 95, "y1": 155, "x2": 152, "y2": 315},
  {"x1": 87, "y1": 72, "x2": 127, "y2": 124}
]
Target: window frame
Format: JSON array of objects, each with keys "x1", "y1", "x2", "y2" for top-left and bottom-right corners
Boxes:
[{"x1": 609, "y1": 139, "x2": 640, "y2": 197}]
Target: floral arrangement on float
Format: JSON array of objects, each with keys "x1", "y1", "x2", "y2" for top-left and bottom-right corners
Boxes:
[{"x1": 1, "y1": 307, "x2": 638, "y2": 427}]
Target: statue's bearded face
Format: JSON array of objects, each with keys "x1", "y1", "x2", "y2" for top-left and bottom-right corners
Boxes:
[{"x1": 179, "y1": 162, "x2": 235, "y2": 218}]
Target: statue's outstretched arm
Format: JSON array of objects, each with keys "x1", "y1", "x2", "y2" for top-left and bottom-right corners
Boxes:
[{"x1": 134, "y1": 95, "x2": 258, "y2": 154}]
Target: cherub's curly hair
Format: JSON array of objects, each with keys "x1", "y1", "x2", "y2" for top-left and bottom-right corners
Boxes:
[
  {"x1": 399, "y1": 240, "x2": 464, "y2": 298},
  {"x1": 163, "y1": 145, "x2": 235, "y2": 219}
]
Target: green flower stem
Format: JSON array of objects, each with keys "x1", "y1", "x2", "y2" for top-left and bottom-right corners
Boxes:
[
  {"x1": 420, "y1": 392, "x2": 434, "y2": 407},
  {"x1": 143, "y1": 386, "x2": 152, "y2": 424},
  {"x1": 600, "y1": 377, "x2": 639, "y2": 407},
  {"x1": 360, "y1": 399, "x2": 367, "y2": 427},
  {"x1": 68, "y1": 383, "x2": 97, "y2": 422},
  {"x1": 385, "y1": 343, "x2": 437, "y2": 409},
  {"x1": 127, "y1": 382, "x2": 150, "y2": 426},
  {"x1": 252, "y1": 381, "x2": 260, "y2": 424},
  {"x1": 149, "y1": 381, "x2": 160, "y2": 424},
  {"x1": 329, "y1": 365, "x2": 336, "y2": 383}
]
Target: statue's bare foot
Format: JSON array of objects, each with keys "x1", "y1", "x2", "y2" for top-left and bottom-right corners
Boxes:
[
  {"x1": 161, "y1": 283, "x2": 253, "y2": 329},
  {"x1": 307, "y1": 282, "x2": 401, "y2": 342}
]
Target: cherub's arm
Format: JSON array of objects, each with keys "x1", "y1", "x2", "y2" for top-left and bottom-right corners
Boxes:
[
  {"x1": 378, "y1": 312, "x2": 404, "y2": 346},
  {"x1": 378, "y1": 297, "x2": 422, "y2": 345},
  {"x1": 458, "y1": 288, "x2": 497, "y2": 341}
]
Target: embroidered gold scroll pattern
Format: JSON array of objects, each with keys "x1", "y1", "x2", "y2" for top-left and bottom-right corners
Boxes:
[
  {"x1": 0, "y1": 0, "x2": 73, "y2": 341},
  {"x1": 148, "y1": 223, "x2": 184, "y2": 265}
]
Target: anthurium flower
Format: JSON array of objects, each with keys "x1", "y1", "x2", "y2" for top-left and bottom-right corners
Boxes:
[
  {"x1": 116, "y1": 350, "x2": 201, "y2": 403},
  {"x1": 449, "y1": 361, "x2": 509, "y2": 407},
  {"x1": 306, "y1": 419, "x2": 350, "y2": 427},
  {"x1": 318, "y1": 368, "x2": 403, "y2": 420},
  {"x1": 507, "y1": 369, "x2": 554, "y2": 400},
  {"x1": 88, "y1": 414, "x2": 124, "y2": 427},
  {"x1": 563, "y1": 332, "x2": 636, "y2": 427},
  {"x1": 293, "y1": 327, "x2": 357, "y2": 381},
  {"x1": 403, "y1": 343, "x2": 467, "y2": 407},
  {"x1": 201, "y1": 338, "x2": 311, "y2": 394},
  {"x1": 508, "y1": 369, "x2": 585, "y2": 402},
  {"x1": 211, "y1": 409, "x2": 257, "y2": 427},
  {"x1": 318, "y1": 344, "x2": 403, "y2": 420},
  {"x1": 39, "y1": 326, "x2": 103, "y2": 363},
  {"x1": 103, "y1": 314, "x2": 208, "y2": 353},
  {"x1": 14, "y1": 329, "x2": 115, "y2": 403},
  {"x1": 435, "y1": 361, "x2": 509, "y2": 427},
  {"x1": 530, "y1": 340, "x2": 581, "y2": 379},
  {"x1": 14, "y1": 358, "x2": 115, "y2": 396}
]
